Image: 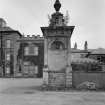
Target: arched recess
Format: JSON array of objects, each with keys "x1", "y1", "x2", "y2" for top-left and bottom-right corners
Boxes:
[{"x1": 50, "y1": 40, "x2": 65, "y2": 50}]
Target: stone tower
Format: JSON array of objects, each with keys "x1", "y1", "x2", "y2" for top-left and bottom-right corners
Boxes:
[{"x1": 41, "y1": 0, "x2": 75, "y2": 87}]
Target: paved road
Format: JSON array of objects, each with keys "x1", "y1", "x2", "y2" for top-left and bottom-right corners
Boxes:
[
  {"x1": 0, "y1": 78, "x2": 105, "y2": 105},
  {"x1": 0, "y1": 78, "x2": 42, "y2": 93}
]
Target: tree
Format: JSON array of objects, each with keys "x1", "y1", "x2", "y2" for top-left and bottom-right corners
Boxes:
[
  {"x1": 64, "y1": 10, "x2": 69, "y2": 25},
  {"x1": 84, "y1": 41, "x2": 88, "y2": 50},
  {"x1": 74, "y1": 42, "x2": 77, "y2": 49},
  {"x1": 47, "y1": 14, "x2": 51, "y2": 25}
]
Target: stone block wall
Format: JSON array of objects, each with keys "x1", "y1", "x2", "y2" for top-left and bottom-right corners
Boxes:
[
  {"x1": 48, "y1": 71, "x2": 66, "y2": 87},
  {"x1": 72, "y1": 71, "x2": 105, "y2": 89}
]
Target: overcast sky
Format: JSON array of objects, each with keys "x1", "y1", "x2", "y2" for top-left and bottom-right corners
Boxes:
[{"x1": 0, "y1": 0, "x2": 105, "y2": 49}]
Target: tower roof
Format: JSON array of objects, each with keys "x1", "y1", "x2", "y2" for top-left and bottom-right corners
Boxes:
[
  {"x1": 54, "y1": 0, "x2": 61, "y2": 12},
  {"x1": 0, "y1": 18, "x2": 14, "y2": 31},
  {"x1": 0, "y1": 18, "x2": 22, "y2": 36},
  {"x1": 0, "y1": 18, "x2": 7, "y2": 27}
]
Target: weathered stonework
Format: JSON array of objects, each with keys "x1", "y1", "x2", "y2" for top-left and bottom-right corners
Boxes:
[
  {"x1": 0, "y1": 20, "x2": 44, "y2": 78},
  {"x1": 17, "y1": 36, "x2": 44, "y2": 78},
  {"x1": 41, "y1": 0, "x2": 75, "y2": 88}
]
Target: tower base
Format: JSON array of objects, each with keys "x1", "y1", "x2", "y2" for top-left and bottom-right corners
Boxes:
[
  {"x1": 66, "y1": 65, "x2": 72, "y2": 87},
  {"x1": 43, "y1": 66, "x2": 72, "y2": 88},
  {"x1": 43, "y1": 67, "x2": 49, "y2": 85}
]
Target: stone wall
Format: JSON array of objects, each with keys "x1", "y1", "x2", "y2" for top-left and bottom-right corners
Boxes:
[
  {"x1": 72, "y1": 71, "x2": 105, "y2": 89},
  {"x1": 17, "y1": 39, "x2": 44, "y2": 77},
  {"x1": 48, "y1": 50, "x2": 67, "y2": 71},
  {"x1": 48, "y1": 71, "x2": 66, "y2": 87}
]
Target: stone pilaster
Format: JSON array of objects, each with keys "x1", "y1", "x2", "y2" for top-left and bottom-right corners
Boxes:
[
  {"x1": 43, "y1": 38, "x2": 49, "y2": 85},
  {"x1": 13, "y1": 39, "x2": 20, "y2": 77},
  {"x1": 66, "y1": 66, "x2": 72, "y2": 87},
  {"x1": 44, "y1": 38, "x2": 48, "y2": 66},
  {"x1": 66, "y1": 38, "x2": 72, "y2": 87},
  {"x1": 43, "y1": 67, "x2": 49, "y2": 85}
]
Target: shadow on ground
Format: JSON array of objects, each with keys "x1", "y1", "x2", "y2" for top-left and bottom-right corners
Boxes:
[{"x1": 1, "y1": 86, "x2": 43, "y2": 94}]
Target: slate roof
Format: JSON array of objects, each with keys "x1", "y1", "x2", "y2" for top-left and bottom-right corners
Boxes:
[
  {"x1": 0, "y1": 18, "x2": 22, "y2": 36},
  {"x1": 0, "y1": 26, "x2": 22, "y2": 36},
  {"x1": 90, "y1": 48, "x2": 105, "y2": 54},
  {"x1": 71, "y1": 57, "x2": 98, "y2": 63},
  {"x1": 0, "y1": 26, "x2": 14, "y2": 31},
  {"x1": 71, "y1": 48, "x2": 90, "y2": 53}
]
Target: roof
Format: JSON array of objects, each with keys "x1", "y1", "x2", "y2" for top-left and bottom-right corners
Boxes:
[
  {"x1": 0, "y1": 18, "x2": 22, "y2": 36},
  {"x1": 90, "y1": 48, "x2": 105, "y2": 54},
  {"x1": 0, "y1": 18, "x2": 13, "y2": 31},
  {"x1": 0, "y1": 27, "x2": 22, "y2": 36},
  {"x1": 71, "y1": 57, "x2": 98, "y2": 63},
  {"x1": 0, "y1": 26, "x2": 14, "y2": 31},
  {"x1": 71, "y1": 48, "x2": 90, "y2": 53}
]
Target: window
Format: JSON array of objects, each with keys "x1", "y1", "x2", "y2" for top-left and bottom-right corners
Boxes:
[
  {"x1": 23, "y1": 61, "x2": 30, "y2": 65},
  {"x1": 29, "y1": 65, "x2": 35, "y2": 74},
  {"x1": 101, "y1": 56, "x2": 105, "y2": 63},
  {"x1": 6, "y1": 67, "x2": 10, "y2": 74},
  {"x1": 24, "y1": 47, "x2": 29, "y2": 55},
  {"x1": 23, "y1": 66, "x2": 29, "y2": 74},
  {"x1": 97, "y1": 56, "x2": 101, "y2": 62},
  {"x1": 6, "y1": 54, "x2": 10, "y2": 61},
  {"x1": 34, "y1": 47, "x2": 38, "y2": 55},
  {"x1": 24, "y1": 45, "x2": 38, "y2": 56},
  {"x1": 34, "y1": 66, "x2": 38, "y2": 74},
  {"x1": 6, "y1": 40, "x2": 11, "y2": 48},
  {"x1": 29, "y1": 45, "x2": 38, "y2": 55}
]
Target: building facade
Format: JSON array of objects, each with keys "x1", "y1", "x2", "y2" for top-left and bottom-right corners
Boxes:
[
  {"x1": 0, "y1": 18, "x2": 44, "y2": 77},
  {"x1": 0, "y1": 0, "x2": 105, "y2": 79},
  {"x1": 17, "y1": 35, "x2": 44, "y2": 77},
  {"x1": 0, "y1": 18, "x2": 21, "y2": 77},
  {"x1": 87, "y1": 48, "x2": 105, "y2": 64}
]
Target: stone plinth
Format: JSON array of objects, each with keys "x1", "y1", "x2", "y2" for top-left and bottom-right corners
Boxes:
[
  {"x1": 48, "y1": 71, "x2": 66, "y2": 87},
  {"x1": 43, "y1": 67, "x2": 49, "y2": 85},
  {"x1": 66, "y1": 65, "x2": 72, "y2": 87}
]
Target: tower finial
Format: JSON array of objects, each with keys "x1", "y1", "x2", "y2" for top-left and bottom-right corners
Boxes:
[{"x1": 54, "y1": 0, "x2": 61, "y2": 12}]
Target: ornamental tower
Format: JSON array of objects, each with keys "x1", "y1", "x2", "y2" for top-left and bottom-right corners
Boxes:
[{"x1": 41, "y1": 0, "x2": 75, "y2": 87}]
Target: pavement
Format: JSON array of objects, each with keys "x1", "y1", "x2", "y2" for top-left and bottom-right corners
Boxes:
[{"x1": 0, "y1": 78, "x2": 105, "y2": 105}]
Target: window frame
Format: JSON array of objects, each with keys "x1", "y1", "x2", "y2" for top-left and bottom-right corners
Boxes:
[
  {"x1": 6, "y1": 39, "x2": 11, "y2": 48},
  {"x1": 6, "y1": 53, "x2": 10, "y2": 61}
]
